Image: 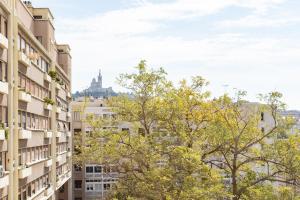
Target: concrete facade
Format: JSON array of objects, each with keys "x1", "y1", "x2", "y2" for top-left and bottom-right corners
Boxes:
[
  {"x1": 0, "y1": 0, "x2": 72, "y2": 199},
  {"x1": 71, "y1": 98, "x2": 130, "y2": 200}
]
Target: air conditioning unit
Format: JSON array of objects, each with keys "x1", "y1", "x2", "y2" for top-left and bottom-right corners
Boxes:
[{"x1": 0, "y1": 165, "x2": 4, "y2": 177}]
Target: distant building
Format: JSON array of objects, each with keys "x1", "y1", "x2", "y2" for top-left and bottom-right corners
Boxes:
[
  {"x1": 281, "y1": 110, "x2": 300, "y2": 134},
  {"x1": 74, "y1": 70, "x2": 117, "y2": 98},
  {"x1": 71, "y1": 97, "x2": 130, "y2": 200}
]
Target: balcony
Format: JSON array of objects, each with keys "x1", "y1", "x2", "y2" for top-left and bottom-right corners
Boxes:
[
  {"x1": 18, "y1": 90, "x2": 31, "y2": 103},
  {"x1": 19, "y1": 166, "x2": 32, "y2": 179},
  {"x1": 0, "y1": 174, "x2": 9, "y2": 188},
  {"x1": 56, "y1": 171, "x2": 71, "y2": 190},
  {"x1": 44, "y1": 186, "x2": 54, "y2": 197},
  {"x1": 0, "y1": 130, "x2": 5, "y2": 140},
  {"x1": 19, "y1": 129, "x2": 32, "y2": 139},
  {"x1": 66, "y1": 131, "x2": 71, "y2": 137},
  {"x1": 44, "y1": 73, "x2": 52, "y2": 83},
  {"x1": 0, "y1": 33, "x2": 8, "y2": 49},
  {"x1": 57, "y1": 153, "x2": 67, "y2": 164},
  {"x1": 56, "y1": 83, "x2": 61, "y2": 90},
  {"x1": 44, "y1": 131, "x2": 52, "y2": 138},
  {"x1": 56, "y1": 107, "x2": 61, "y2": 114},
  {"x1": 0, "y1": 81, "x2": 8, "y2": 95},
  {"x1": 18, "y1": 51, "x2": 31, "y2": 68},
  {"x1": 56, "y1": 131, "x2": 63, "y2": 138},
  {"x1": 44, "y1": 159, "x2": 52, "y2": 167},
  {"x1": 28, "y1": 186, "x2": 47, "y2": 200},
  {"x1": 44, "y1": 104, "x2": 52, "y2": 111}
]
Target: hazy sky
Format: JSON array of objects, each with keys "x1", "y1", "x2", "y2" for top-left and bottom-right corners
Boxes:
[{"x1": 31, "y1": 0, "x2": 300, "y2": 109}]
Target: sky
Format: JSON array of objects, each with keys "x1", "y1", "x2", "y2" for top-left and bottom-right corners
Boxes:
[{"x1": 31, "y1": 0, "x2": 300, "y2": 110}]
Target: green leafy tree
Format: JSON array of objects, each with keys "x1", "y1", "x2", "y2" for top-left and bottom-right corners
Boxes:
[
  {"x1": 75, "y1": 61, "x2": 300, "y2": 200},
  {"x1": 75, "y1": 61, "x2": 227, "y2": 200},
  {"x1": 203, "y1": 92, "x2": 300, "y2": 200}
]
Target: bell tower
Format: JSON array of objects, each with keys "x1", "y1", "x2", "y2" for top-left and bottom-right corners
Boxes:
[{"x1": 98, "y1": 69, "x2": 102, "y2": 88}]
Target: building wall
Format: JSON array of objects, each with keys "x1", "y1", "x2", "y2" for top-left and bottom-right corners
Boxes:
[
  {"x1": 0, "y1": 0, "x2": 72, "y2": 199},
  {"x1": 71, "y1": 98, "x2": 130, "y2": 200}
]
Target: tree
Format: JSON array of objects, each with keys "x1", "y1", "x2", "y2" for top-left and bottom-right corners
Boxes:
[
  {"x1": 203, "y1": 92, "x2": 300, "y2": 200},
  {"x1": 75, "y1": 60, "x2": 300, "y2": 200},
  {"x1": 75, "y1": 60, "x2": 227, "y2": 200}
]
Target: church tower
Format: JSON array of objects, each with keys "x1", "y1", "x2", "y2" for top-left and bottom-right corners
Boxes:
[{"x1": 98, "y1": 69, "x2": 103, "y2": 88}]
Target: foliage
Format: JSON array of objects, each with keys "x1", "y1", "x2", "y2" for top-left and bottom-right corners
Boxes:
[
  {"x1": 48, "y1": 70, "x2": 57, "y2": 80},
  {"x1": 74, "y1": 60, "x2": 300, "y2": 200},
  {"x1": 43, "y1": 97, "x2": 55, "y2": 105}
]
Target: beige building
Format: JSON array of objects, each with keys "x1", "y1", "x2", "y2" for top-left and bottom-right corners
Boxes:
[
  {"x1": 0, "y1": 0, "x2": 72, "y2": 199},
  {"x1": 71, "y1": 97, "x2": 129, "y2": 200}
]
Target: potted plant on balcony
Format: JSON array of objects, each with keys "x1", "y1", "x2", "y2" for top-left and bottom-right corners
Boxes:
[
  {"x1": 48, "y1": 70, "x2": 57, "y2": 80},
  {"x1": 43, "y1": 97, "x2": 55, "y2": 105}
]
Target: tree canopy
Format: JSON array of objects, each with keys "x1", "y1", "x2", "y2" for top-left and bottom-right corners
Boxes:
[{"x1": 75, "y1": 61, "x2": 300, "y2": 200}]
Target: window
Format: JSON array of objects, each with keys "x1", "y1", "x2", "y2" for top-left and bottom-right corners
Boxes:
[
  {"x1": 104, "y1": 184, "x2": 110, "y2": 190},
  {"x1": 95, "y1": 183, "x2": 101, "y2": 191},
  {"x1": 122, "y1": 128, "x2": 129, "y2": 133},
  {"x1": 73, "y1": 111, "x2": 81, "y2": 121},
  {"x1": 86, "y1": 183, "x2": 94, "y2": 191},
  {"x1": 261, "y1": 112, "x2": 265, "y2": 121},
  {"x1": 74, "y1": 180, "x2": 82, "y2": 189},
  {"x1": 86, "y1": 166, "x2": 93, "y2": 173},
  {"x1": 94, "y1": 166, "x2": 102, "y2": 173},
  {"x1": 33, "y1": 15, "x2": 42, "y2": 19}
]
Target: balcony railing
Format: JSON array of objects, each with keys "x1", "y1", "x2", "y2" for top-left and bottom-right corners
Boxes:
[
  {"x1": 44, "y1": 159, "x2": 52, "y2": 168},
  {"x1": 19, "y1": 166, "x2": 32, "y2": 179},
  {"x1": 19, "y1": 129, "x2": 32, "y2": 139},
  {"x1": 0, "y1": 129, "x2": 5, "y2": 140},
  {"x1": 0, "y1": 81, "x2": 8, "y2": 95},
  {"x1": 18, "y1": 90, "x2": 31, "y2": 103},
  {"x1": 56, "y1": 107, "x2": 62, "y2": 114},
  {"x1": 67, "y1": 92, "x2": 71, "y2": 99},
  {"x1": 44, "y1": 104, "x2": 53, "y2": 111},
  {"x1": 56, "y1": 83, "x2": 61, "y2": 90},
  {"x1": 56, "y1": 170, "x2": 71, "y2": 190},
  {"x1": 44, "y1": 131, "x2": 52, "y2": 138},
  {"x1": 18, "y1": 51, "x2": 31, "y2": 68},
  {"x1": 44, "y1": 73, "x2": 52, "y2": 83},
  {"x1": 66, "y1": 131, "x2": 71, "y2": 137},
  {"x1": 0, "y1": 173, "x2": 9, "y2": 188},
  {"x1": 44, "y1": 186, "x2": 54, "y2": 197},
  {"x1": 0, "y1": 34, "x2": 8, "y2": 49}
]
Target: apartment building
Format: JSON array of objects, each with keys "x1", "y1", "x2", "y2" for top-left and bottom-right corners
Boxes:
[
  {"x1": 0, "y1": 0, "x2": 72, "y2": 199},
  {"x1": 71, "y1": 97, "x2": 129, "y2": 200}
]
